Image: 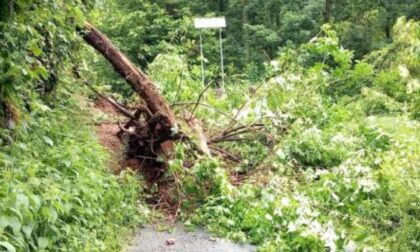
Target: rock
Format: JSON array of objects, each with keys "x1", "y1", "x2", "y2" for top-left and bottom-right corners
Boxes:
[{"x1": 166, "y1": 238, "x2": 176, "y2": 246}]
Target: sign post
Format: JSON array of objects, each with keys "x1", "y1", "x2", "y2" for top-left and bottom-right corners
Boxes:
[
  {"x1": 199, "y1": 30, "x2": 205, "y2": 86},
  {"x1": 219, "y1": 28, "x2": 225, "y2": 88},
  {"x1": 194, "y1": 17, "x2": 226, "y2": 89}
]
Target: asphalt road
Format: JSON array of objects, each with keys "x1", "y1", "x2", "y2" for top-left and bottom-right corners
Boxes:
[{"x1": 126, "y1": 223, "x2": 256, "y2": 252}]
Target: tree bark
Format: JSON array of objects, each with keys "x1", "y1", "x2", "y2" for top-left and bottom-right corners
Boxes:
[
  {"x1": 82, "y1": 22, "x2": 176, "y2": 131},
  {"x1": 385, "y1": 18, "x2": 391, "y2": 39},
  {"x1": 323, "y1": 0, "x2": 332, "y2": 23},
  {"x1": 219, "y1": 0, "x2": 225, "y2": 12},
  {"x1": 241, "y1": 0, "x2": 250, "y2": 59}
]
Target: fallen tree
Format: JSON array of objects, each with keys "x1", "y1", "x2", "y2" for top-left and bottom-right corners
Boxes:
[
  {"x1": 82, "y1": 22, "x2": 179, "y2": 178},
  {"x1": 80, "y1": 22, "x2": 266, "y2": 179}
]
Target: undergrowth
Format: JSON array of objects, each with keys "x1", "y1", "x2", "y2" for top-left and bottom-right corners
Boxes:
[
  {"x1": 0, "y1": 87, "x2": 148, "y2": 251},
  {"x1": 157, "y1": 18, "x2": 420, "y2": 251},
  {"x1": 1, "y1": 2, "x2": 150, "y2": 250}
]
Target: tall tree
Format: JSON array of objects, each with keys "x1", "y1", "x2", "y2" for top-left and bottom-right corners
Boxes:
[{"x1": 324, "y1": 0, "x2": 332, "y2": 23}]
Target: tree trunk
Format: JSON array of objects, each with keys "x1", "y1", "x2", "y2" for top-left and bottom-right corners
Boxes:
[
  {"x1": 83, "y1": 22, "x2": 176, "y2": 130},
  {"x1": 385, "y1": 19, "x2": 391, "y2": 39},
  {"x1": 82, "y1": 22, "x2": 177, "y2": 177},
  {"x1": 323, "y1": 0, "x2": 332, "y2": 23},
  {"x1": 219, "y1": 0, "x2": 225, "y2": 12},
  {"x1": 241, "y1": 0, "x2": 250, "y2": 60}
]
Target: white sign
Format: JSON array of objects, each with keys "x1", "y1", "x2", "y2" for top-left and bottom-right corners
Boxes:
[{"x1": 194, "y1": 17, "x2": 226, "y2": 29}]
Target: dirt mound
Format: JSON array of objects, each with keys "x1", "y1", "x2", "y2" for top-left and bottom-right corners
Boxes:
[
  {"x1": 93, "y1": 97, "x2": 126, "y2": 173},
  {"x1": 96, "y1": 121, "x2": 123, "y2": 173}
]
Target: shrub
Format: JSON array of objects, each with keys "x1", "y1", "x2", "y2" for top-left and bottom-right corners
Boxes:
[
  {"x1": 0, "y1": 94, "x2": 148, "y2": 251},
  {"x1": 284, "y1": 126, "x2": 353, "y2": 168}
]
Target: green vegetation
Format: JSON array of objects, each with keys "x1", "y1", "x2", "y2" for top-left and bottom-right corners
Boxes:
[
  {"x1": 1, "y1": 0, "x2": 419, "y2": 251},
  {"x1": 97, "y1": 0, "x2": 420, "y2": 80},
  {"x1": 0, "y1": 1, "x2": 147, "y2": 251},
  {"x1": 0, "y1": 92, "x2": 147, "y2": 251},
  {"x1": 164, "y1": 18, "x2": 420, "y2": 251}
]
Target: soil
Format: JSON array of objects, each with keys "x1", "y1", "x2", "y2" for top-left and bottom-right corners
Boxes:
[
  {"x1": 94, "y1": 98, "x2": 125, "y2": 173},
  {"x1": 96, "y1": 122, "x2": 123, "y2": 172}
]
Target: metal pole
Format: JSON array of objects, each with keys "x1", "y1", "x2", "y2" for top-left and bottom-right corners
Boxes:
[
  {"x1": 219, "y1": 28, "x2": 225, "y2": 90},
  {"x1": 199, "y1": 30, "x2": 205, "y2": 86}
]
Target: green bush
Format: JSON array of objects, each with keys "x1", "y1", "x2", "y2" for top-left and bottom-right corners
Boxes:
[
  {"x1": 359, "y1": 88, "x2": 403, "y2": 115},
  {"x1": 373, "y1": 70, "x2": 408, "y2": 102},
  {"x1": 173, "y1": 19, "x2": 420, "y2": 251},
  {"x1": 0, "y1": 94, "x2": 147, "y2": 251},
  {"x1": 328, "y1": 62, "x2": 374, "y2": 99},
  {"x1": 412, "y1": 95, "x2": 420, "y2": 119},
  {"x1": 284, "y1": 125, "x2": 353, "y2": 168}
]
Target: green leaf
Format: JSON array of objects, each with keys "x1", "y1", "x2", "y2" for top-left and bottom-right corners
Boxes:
[
  {"x1": 0, "y1": 216, "x2": 8, "y2": 229},
  {"x1": 48, "y1": 207, "x2": 58, "y2": 223},
  {"x1": 26, "y1": 25, "x2": 34, "y2": 36},
  {"x1": 32, "y1": 102, "x2": 52, "y2": 112},
  {"x1": 16, "y1": 193, "x2": 29, "y2": 209},
  {"x1": 16, "y1": 142, "x2": 28, "y2": 151},
  {"x1": 2, "y1": 216, "x2": 22, "y2": 235},
  {"x1": 36, "y1": 66, "x2": 49, "y2": 79},
  {"x1": 63, "y1": 160, "x2": 72, "y2": 168},
  {"x1": 29, "y1": 195, "x2": 41, "y2": 211},
  {"x1": 28, "y1": 41, "x2": 42, "y2": 57},
  {"x1": 71, "y1": 7, "x2": 85, "y2": 27},
  {"x1": 37, "y1": 237, "x2": 48, "y2": 249},
  {"x1": 43, "y1": 136, "x2": 54, "y2": 147},
  {"x1": 0, "y1": 242, "x2": 16, "y2": 252},
  {"x1": 21, "y1": 68, "x2": 28, "y2": 76},
  {"x1": 22, "y1": 224, "x2": 34, "y2": 239}
]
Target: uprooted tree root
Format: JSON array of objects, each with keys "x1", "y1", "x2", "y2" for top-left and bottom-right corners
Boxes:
[{"x1": 116, "y1": 107, "x2": 180, "y2": 180}]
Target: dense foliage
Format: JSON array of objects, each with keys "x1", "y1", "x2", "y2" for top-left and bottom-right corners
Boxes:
[
  {"x1": 0, "y1": 1, "x2": 147, "y2": 251},
  {"x1": 0, "y1": 93, "x2": 147, "y2": 251},
  {"x1": 158, "y1": 18, "x2": 419, "y2": 251},
  {"x1": 96, "y1": 0, "x2": 420, "y2": 80}
]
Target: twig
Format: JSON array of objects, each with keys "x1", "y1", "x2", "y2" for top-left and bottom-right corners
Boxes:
[
  {"x1": 171, "y1": 171, "x2": 183, "y2": 223},
  {"x1": 171, "y1": 102, "x2": 247, "y2": 127},
  {"x1": 209, "y1": 146, "x2": 241, "y2": 163},
  {"x1": 223, "y1": 123, "x2": 265, "y2": 136},
  {"x1": 172, "y1": 102, "x2": 273, "y2": 141},
  {"x1": 225, "y1": 81, "x2": 266, "y2": 131},
  {"x1": 134, "y1": 155, "x2": 158, "y2": 161},
  {"x1": 118, "y1": 120, "x2": 135, "y2": 135},
  {"x1": 87, "y1": 84, "x2": 136, "y2": 120},
  {"x1": 189, "y1": 81, "x2": 213, "y2": 121},
  {"x1": 263, "y1": 50, "x2": 271, "y2": 62},
  {"x1": 210, "y1": 125, "x2": 265, "y2": 143},
  {"x1": 210, "y1": 137, "x2": 254, "y2": 144},
  {"x1": 171, "y1": 66, "x2": 185, "y2": 106}
]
